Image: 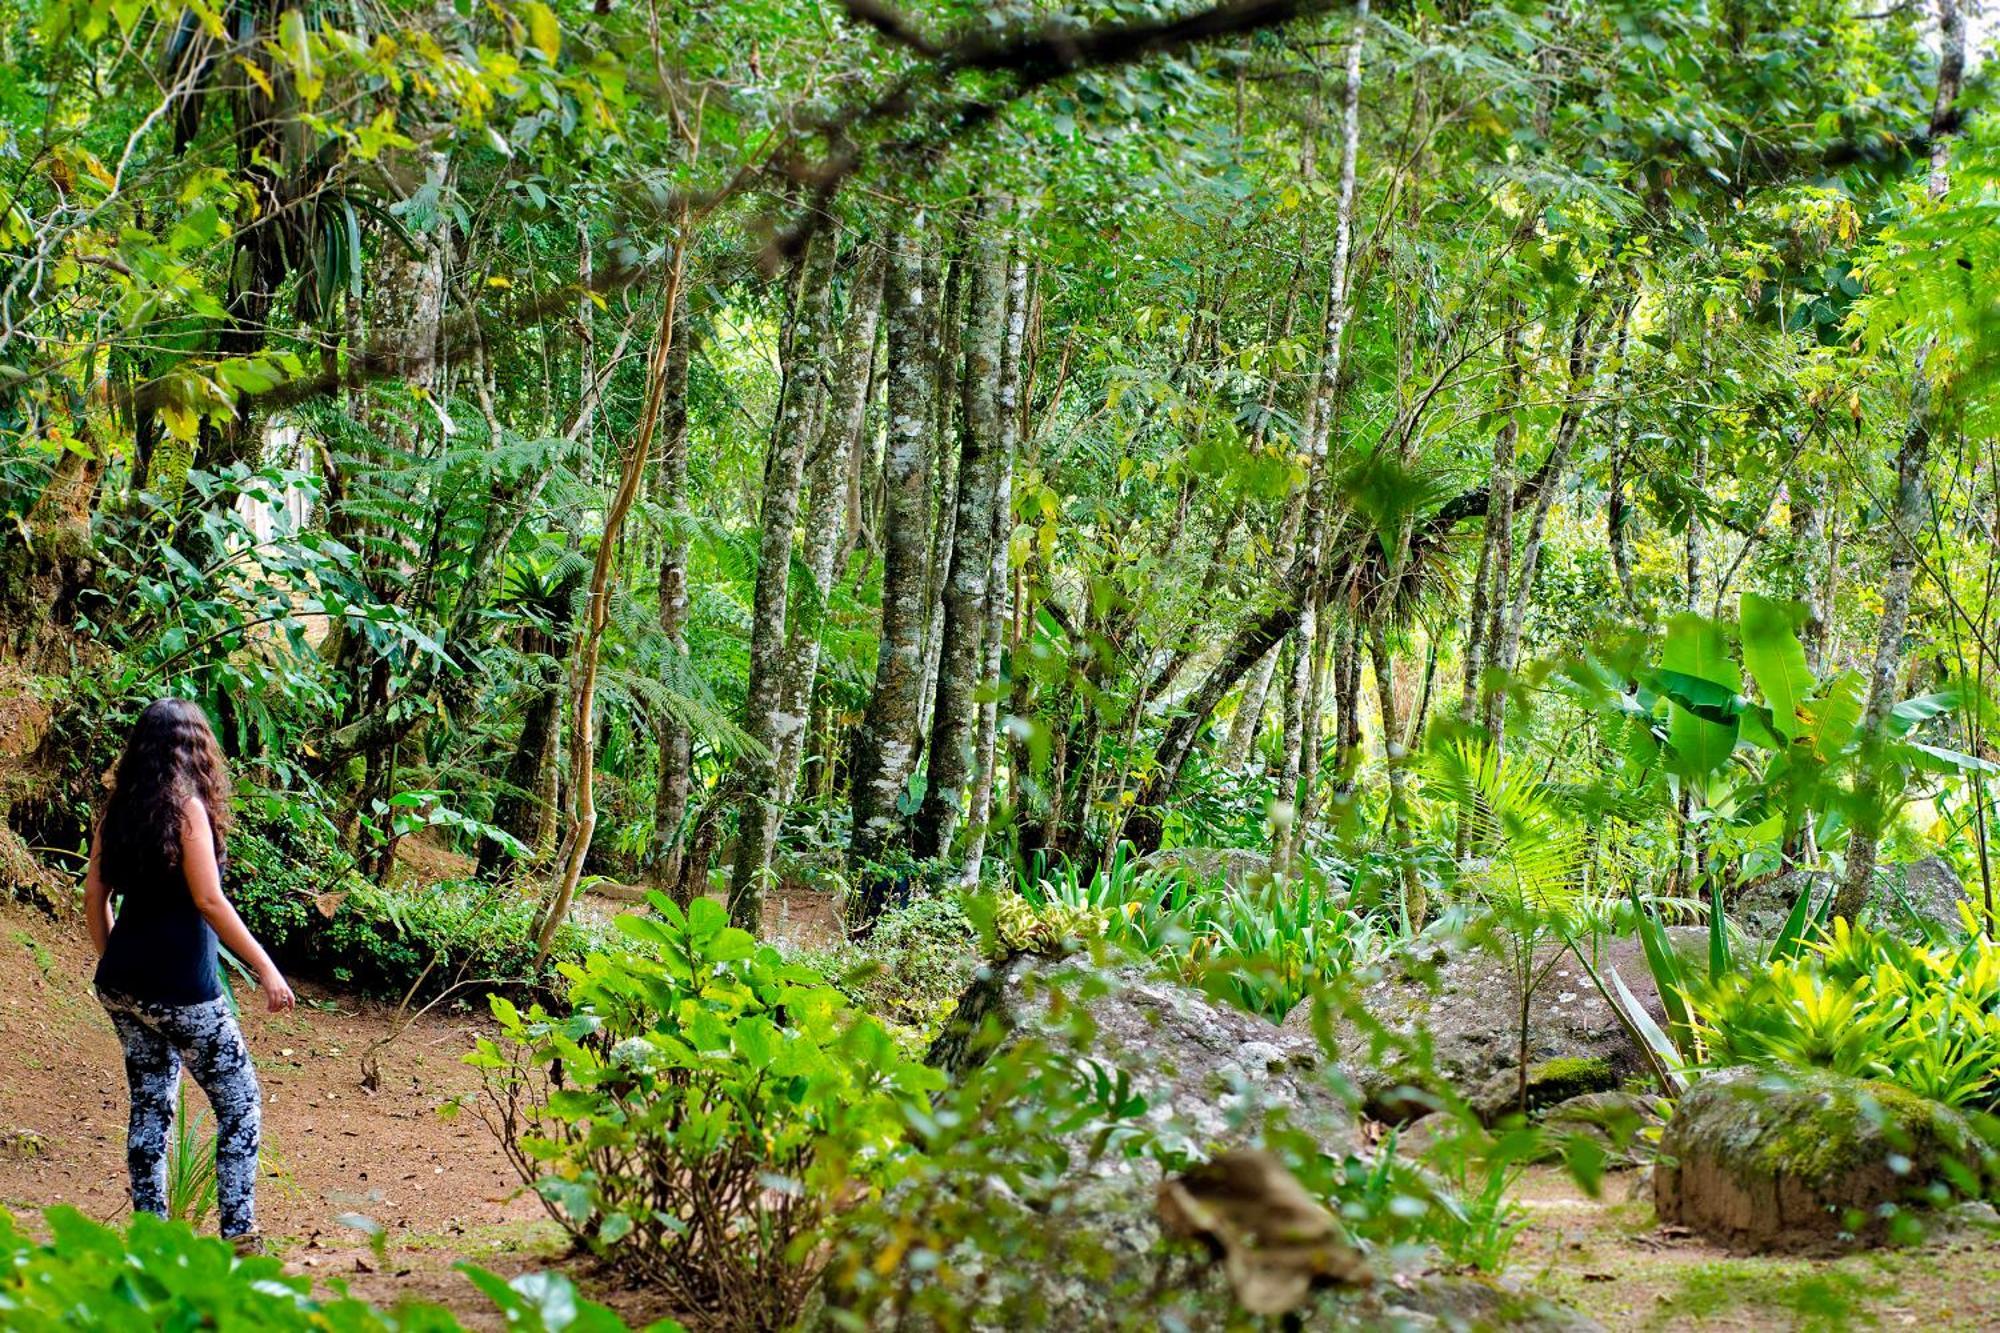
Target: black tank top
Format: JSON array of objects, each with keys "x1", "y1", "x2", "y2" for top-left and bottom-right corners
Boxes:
[{"x1": 95, "y1": 849, "x2": 224, "y2": 1006}]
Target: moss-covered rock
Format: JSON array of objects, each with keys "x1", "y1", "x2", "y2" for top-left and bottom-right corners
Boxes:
[
  {"x1": 1467, "y1": 1055, "x2": 1619, "y2": 1124},
  {"x1": 1655, "y1": 1066, "x2": 1999, "y2": 1251}
]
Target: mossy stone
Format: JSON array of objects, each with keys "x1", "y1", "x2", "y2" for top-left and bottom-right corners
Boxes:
[{"x1": 1655, "y1": 1066, "x2": 1999, "y2": 1252}]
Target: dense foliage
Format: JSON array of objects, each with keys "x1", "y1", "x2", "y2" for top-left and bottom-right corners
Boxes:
[
  {"x1": 0, "y1": 1206, "x2": 676, "y2": 1332},
  {"x1": 3, "y1": 0, "x2": 2000, "y2": 1323}
]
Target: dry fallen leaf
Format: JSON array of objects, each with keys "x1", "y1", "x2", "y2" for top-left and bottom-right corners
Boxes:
[{"x1": 1157, "y1": 1148, "x2": 1371, "y2": 1316}]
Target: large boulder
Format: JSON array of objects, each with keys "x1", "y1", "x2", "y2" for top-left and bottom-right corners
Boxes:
[
  {"x1": 1733, "y1": 859, "x2": 1970, "y2": 941},
  {"x1": 930, "y1": 953, "x2": 1357, "y2": 1153},
  {"x1": 1654, "y1": 1066, "x2": 1998, "y2": 1251},
  {"x1": 890, "y1": 954, "x2": 1599, "y2": 1331},
  {"x1": 1298, "y1": 930, "x2": 1696, "y2": 1122}
]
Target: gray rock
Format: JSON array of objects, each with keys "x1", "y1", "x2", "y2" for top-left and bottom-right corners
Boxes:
[
  {"x1": 933, "y1": 954, "x2": 1357, "y2": 1156},
  {"x1": 825, "y1": 956, "x2": 1604, "y2": 1331},
  {"x1": 1298, "y1": 931, "x2": 1697, "y2": 1121},
  {"x1": 1894, "y1": 855, "x2": 1972, "y2": 935},
  {"x1": 1654, "y1": 1066, "x2": 1998, "y2": 1251},
  {"x1": 1733, "y1": 859, "x2": 1971, "y2": 941}
]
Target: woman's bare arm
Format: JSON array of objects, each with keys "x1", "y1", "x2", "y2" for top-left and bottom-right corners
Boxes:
[
  {"x1": 83, "y1": 829, "x2": 113, "y2": 957},
  {"x1": 181, "y1": 797, "x2": 295, "y2": 1012}
]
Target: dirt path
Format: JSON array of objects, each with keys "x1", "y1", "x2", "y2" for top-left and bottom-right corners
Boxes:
[
  {"x1": 0, "y1": 900, "x2": 677, "y2": 1326},
  {"x1": 1512, "y1": 1165, "x2": 2000, "y2": 1331}
]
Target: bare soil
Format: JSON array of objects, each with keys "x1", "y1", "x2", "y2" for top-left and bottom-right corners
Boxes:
[
  {"x1": 0, "y1": 898, "x2": 671, "y2": 1327},
  {"x1": 1514, "y1": 1165, "x2": 2000, "y2": 1331}
]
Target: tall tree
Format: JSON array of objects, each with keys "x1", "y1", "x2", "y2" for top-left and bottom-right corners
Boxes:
[
  {"x1": 728, "y1": 225, "x2": 844, "y2": 932},
  {"x1": 850, "y1": 220, "x2": 939, "y2": 927},
  {"x1": 913, "y1": 198, "x2": 1010, "y2": 862}
]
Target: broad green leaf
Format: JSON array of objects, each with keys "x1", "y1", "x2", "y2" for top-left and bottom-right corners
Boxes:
[
  {"x1": 1661, "y1": 612, "x2": 1741, "y2": 691},
  {"x1": 1740, "y1": 593, "x2": 1814, "y2": 741},
  {"x1": 1805, "y1": 670, "x2": 1867, "y2": 757},
  {"x1": 1888, "y1": 689, "x2": 1960, "y2": 737},
  {"x1": 1665, "y1": 700, "x2": 1737, "y2": 778}
]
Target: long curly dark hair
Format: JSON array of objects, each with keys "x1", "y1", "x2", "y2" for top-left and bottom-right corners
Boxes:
[{"x1": 98, "y1": 699, "x2": 234, "y2": 892}]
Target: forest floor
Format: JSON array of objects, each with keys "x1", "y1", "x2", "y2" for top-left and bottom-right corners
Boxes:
[
  {"x1": 4, "y1": 892, "x2": 2000, "y2": 1330},
  {"x1": 0, "y1": 896, "x2": 680, "y2": 1328}
]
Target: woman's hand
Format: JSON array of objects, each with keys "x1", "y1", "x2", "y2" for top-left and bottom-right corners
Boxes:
[{"x1": 260, "y1": 968, "x2": 296, "y2": 1013}]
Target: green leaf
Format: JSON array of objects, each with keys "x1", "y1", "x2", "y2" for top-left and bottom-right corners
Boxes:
[
  {"x1": 1665, "y1": 700, "x2": 1738, "y2": 779},
  {"x1": 1889, "y1": 690, "x2": 1960, "y2": 738},
  {"x1": 521, "y1": 0, "x2": 561, "y2": 61},
  {"x1": 1740, "y1": 594, "x2": 1814, "y2": 741},
  {"x1": 1806, "y1": 671, "x2": 1867, "y2": 756},
  {"x1": 1654, "y1": 669, "x2": 1746, "y2": 723},
  {"x1": 1707, "y1": 879, "x2": 1729, "y2": 983},
  {"x1": 1661, "y1": 612, "x2": 1741, "y2": 691}
]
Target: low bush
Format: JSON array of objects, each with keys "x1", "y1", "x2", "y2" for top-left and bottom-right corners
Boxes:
[
  {"x1": 794, "y1": 893, "x2": 980, "y2": 1044},
  {"x1": 469, "y1": 893, "x2": 942, "y2": 1332},
  {"x1": 228, "y1": 803, "x2": 597, "y2": 999},
  {"x1": 0, "y1": 1204, "x2": 662, "y2": 1332},
  {"x1": 1692, "y1": 908, "x2": 2000, "y2": 1115}
]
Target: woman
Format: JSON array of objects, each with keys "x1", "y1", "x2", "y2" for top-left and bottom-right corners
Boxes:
[{"x1": 84, "y1": 698, "x2": 295, "y2": 1244}]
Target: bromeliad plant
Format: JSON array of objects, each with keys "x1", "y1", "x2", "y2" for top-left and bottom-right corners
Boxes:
[
  {"x1": 467, "y1": 894, "x2": 942, "y2": 1332},
  {"x1": 1692, "y1": 907, "x2": 2000, "y2": 1115}
]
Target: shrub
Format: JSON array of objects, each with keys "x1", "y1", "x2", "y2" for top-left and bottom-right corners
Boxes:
[
  {"x1": 0, "y1": 1204, "x2": 660, "y2": 1332},
  {"x1": 468, "y1": 894, "x2": 943, "y2": 1332},
  {"x1": 1692, "y1": 908, "x2": 2000, "y2": 1115},
  {"x1": 794, "y1": 894, "x2": 981, "y2": 1044},
  {"x1": 228, "y1": 805, "x2": 597, "y2": 999}
]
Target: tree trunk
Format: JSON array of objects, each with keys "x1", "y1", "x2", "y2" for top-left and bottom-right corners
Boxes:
[
  {"x1": 914, "y1": 198, "x2": 1010, "y2": 862},
  {"x1": 648, "y1": 300, "x2": 697, "y2": 892},
  {"x1": 961, "y1": 242, "x2": 1033, "y2": 887},
  {"x1": 918, "y1": 252, "x2": 966, "y2": 742},
  {"x1": 726, "y1": 225, "x2": 843, "y2": 933},
  {"x1": 1476, "y1": 317, "x2": 1523, "y2": 745},
  {"x1": 774, "y1": 249, "x2": 887, "y2": 808},
  {"x1": 850, "y1": 225, "x2": 940, "y2": 926},
  {"x1": 535, "y1": 229, "x2": 693, "y2": 957},
  {"x1": 1371, "y1": 615, "x2": 1423, "y2": 925}
]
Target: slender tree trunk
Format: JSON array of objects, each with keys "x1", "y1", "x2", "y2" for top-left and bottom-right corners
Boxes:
[
  {"x1": 1371, "y1": 615, "x2": 1424, "y2": 925},
  {"x1": 774, "y1": 250, "x2": 887, "y2": 808},
  {"x1": 648, "y1": 302, "x2": 697, "y2": 892},
  {"x1": 1477, "y1": 318, "x2": 1523, "y2": 746},
  {"x1": 1269, "y1": 0, "x2": 1368, "y2": 865},
  {"x1": 1791, "y1": 479, "x2": 1829, "y2": 675},
  {"x1": 726, "y1": 226, "x2": 843, "y2": 933},
  {"x1": 534, "y1": 231, "x2": 692, "y2": 958},
  {"x1": 918, "y1": 252, "x2": 966, "y2": 742},
  {"x1": 914, "y1": 199, "x2": 1010, "y2": 862},
  {"x1": 962, "y1": 243, "x2": 1032, "y2": 887},
  {"x1": 850, "y1": 225, "x2": 940, "y2": 927}
]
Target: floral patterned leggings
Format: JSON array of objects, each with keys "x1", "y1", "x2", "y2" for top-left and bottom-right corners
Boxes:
[{"x1": 99, "y1": 990, "x2": 262, "y2": 1237}]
